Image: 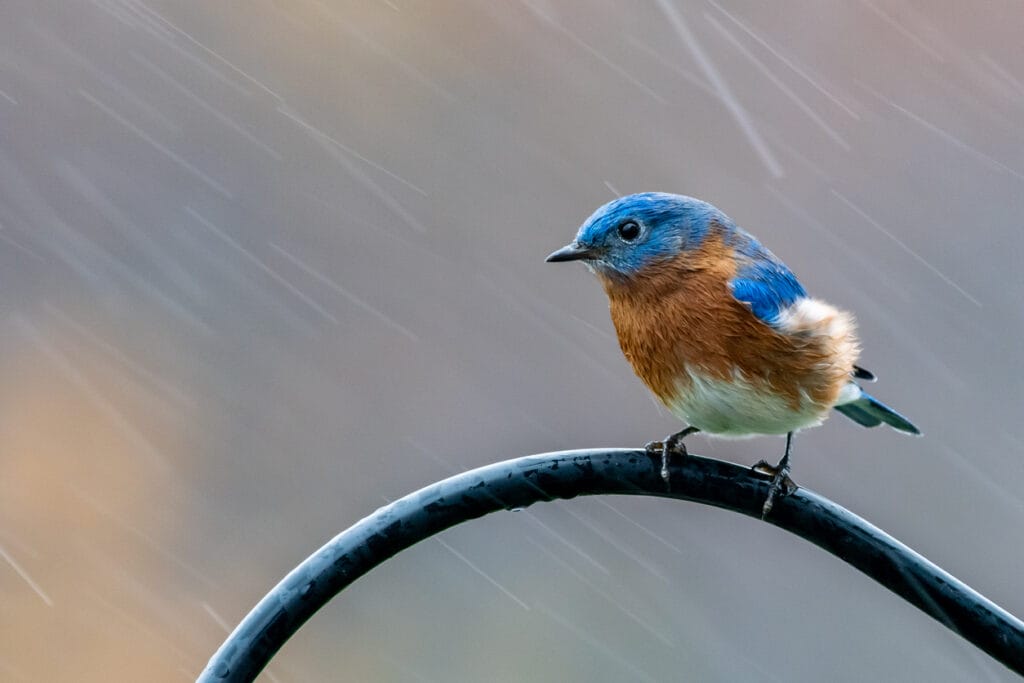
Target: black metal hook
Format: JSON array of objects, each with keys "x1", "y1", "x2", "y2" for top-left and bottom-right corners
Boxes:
[{"x1": 198, "y1": 449, "x2": 1024, "y2": 681}]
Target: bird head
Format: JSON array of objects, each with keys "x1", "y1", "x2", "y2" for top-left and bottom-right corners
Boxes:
[{"x1": 546, "y1": 192, "x2": 725, "y2": 280}]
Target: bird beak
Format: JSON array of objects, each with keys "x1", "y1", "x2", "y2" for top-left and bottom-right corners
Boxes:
[{"x1": 546, "y1": 242, "x2": 596, "y2": 262}]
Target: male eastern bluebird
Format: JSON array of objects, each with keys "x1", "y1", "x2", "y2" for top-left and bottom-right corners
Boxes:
[{"x1": 547, "y1": 192, "x2": 920, "y2": 516}]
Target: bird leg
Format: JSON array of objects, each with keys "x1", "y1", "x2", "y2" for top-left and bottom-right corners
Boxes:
[
  {"x1": 646, "y1": 426, "x2": 700, "y2": 483},
  {"x1": 752, "y1": 432, "x2": 798, "y2": 518}
]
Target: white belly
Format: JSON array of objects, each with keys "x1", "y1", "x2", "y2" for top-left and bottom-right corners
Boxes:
[{"x1": 665, "y1": 369, "x2": 830, "y2": 437}]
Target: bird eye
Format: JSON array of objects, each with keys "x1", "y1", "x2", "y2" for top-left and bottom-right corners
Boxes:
[{"x1": 617, "y1": 220, "x2": 641, "y2": 242}]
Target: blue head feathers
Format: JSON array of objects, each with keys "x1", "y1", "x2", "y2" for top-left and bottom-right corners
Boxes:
[
  {"x1": 547, "y1": 193, "x2": 725, "y2": 277},
  {"x1": 547, "y1": 192, "x2": 807, "y2": 326}
]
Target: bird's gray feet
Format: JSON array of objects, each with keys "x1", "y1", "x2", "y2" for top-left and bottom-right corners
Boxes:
[
  {"x1": 753, "y1": 432, "x2": 797, "y2": 518},
  {"x1": 752, "y1": 460, "x2": 797, "y2": 518},
  {"x1": 646, "y1": 426, "x2": 699, "y2": 484}
]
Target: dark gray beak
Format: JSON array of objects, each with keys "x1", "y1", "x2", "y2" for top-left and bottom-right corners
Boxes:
[{"x1": 546, "y1": 242, "x2": 596, "y2": 262}]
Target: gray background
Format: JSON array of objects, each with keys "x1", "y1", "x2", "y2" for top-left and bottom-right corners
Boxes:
[{"x1": 0, "y1": 1, "x2": 1021, "y2": 680}]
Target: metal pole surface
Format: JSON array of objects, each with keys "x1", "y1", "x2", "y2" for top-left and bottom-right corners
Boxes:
[{"x1": 198, "y1": 449, "x2": 1024, "y2": 681}]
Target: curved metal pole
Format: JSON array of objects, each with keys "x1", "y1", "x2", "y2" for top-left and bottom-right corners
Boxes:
[{"x1": 198, "y1": 449, "x2": 1024, "y2": 681}]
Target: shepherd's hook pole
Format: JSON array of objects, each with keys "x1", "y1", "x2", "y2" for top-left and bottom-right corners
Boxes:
[{"x1": 198, "y1": 449, "x2": 1024, "y2": 681}]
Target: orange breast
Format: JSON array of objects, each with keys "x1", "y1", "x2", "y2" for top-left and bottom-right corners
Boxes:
[{"x1": 599, "y1": 230, "x2": 856, "y2": 414}]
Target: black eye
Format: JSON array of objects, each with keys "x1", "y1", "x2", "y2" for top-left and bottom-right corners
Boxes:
[{"x1": 617, "y1": 220, "x2": 641, "y2": 242}]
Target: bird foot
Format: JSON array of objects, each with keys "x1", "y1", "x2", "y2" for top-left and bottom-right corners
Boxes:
[
  {"x1": 751, "y1": 460, "x2": 797, "y2": 519},
  {"x1": 646, "y1": 430, "x2": 693, "y2": 485}
]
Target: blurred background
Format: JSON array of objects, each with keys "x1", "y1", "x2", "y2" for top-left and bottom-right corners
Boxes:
[{"x1": 1, "y1": 0, "x2": 1022, "y2": 680}]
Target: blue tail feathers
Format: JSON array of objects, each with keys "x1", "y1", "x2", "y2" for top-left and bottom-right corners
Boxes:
[{"x1": 835, "y1": 391, "x2": 920, "y2": 435}]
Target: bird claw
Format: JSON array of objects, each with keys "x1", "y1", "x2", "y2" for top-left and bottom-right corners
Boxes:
[
  {"x1": 646, "y1": 431, "x2": 693, "y2": 484},
  {"x1": 644, "y1": 439, "x2": 665, "y2": 456},
  {"x1": 643, "y1": 439, "x2": 674, "y2": 484},
  {"x1": 751, "y1": 459, "x2": 797, "y2": 518}
]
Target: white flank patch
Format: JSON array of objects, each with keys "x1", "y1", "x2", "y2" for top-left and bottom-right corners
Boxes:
[{"x1": 775, "y1": 298, "x2": 855, "y2": 344}]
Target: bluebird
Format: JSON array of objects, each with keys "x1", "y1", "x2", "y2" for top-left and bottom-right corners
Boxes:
[{"x1": 547, "y1": 192, "x2": 920, "y2": 516}]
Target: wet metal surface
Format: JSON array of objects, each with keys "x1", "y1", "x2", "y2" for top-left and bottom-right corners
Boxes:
[{"x1": 200, "y1": 450, "x2": 1024, "y2": 681}]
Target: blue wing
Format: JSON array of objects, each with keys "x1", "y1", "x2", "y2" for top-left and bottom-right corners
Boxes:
[{"x1": 728, "y1": 244, "x2": 806, "y2": 327}]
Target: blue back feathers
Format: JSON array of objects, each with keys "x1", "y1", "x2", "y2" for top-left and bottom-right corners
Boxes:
[
  {"x1": 574, "y1": 192, "x2": 806, "y2": 327},
  {"x1": 729, "y1": 247, "x2": 806, "y2": 326}
]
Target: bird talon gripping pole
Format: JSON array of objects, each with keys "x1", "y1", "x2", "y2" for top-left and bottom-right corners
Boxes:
[{"x1": 199, "y1": 449, "x2": 1024, "y2": 682}]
